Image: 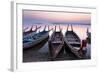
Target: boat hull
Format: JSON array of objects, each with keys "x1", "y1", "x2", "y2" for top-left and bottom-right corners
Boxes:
[
  {"x1": 49, "y1": 31, "x2": 64, "y2": 60},
  {"x1": 23, "y1": 31, "x2": 49, "y2": 50},
  {"x1": 23, "y1": 31, "x2": 36, "y2": 39},
  {"x1": 64, "y1": 31, "x2": 83, "y2": 58}
]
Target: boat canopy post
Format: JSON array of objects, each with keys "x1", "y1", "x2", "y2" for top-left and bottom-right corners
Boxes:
[
  {"x1": 67, "y1": 24, "x2": 69, "y2": 31},
  {"x1": 38, "y1": 26, "x2": 41, "y2": 29},
  {"x1": 71, "y1": 24, "x2": 73, "y2": 31},
  {"x1": 67, "y1": 24, "x2": 73, "y2": 31},
  {"x1": 87, "y1": 28, "x2": 89, "y2": 34},
  {"x1": 44, "y1": 25, "x2": 46, "y2": 31},
  {"x1": 55, "y1": 25, "x2": 56, "y2": 31},
  {"x1": 34, "y1": 25, "x2": 37, "y2": 32},
  {"x1": 59, "y1": 25, "x2": 60, "y2": 31},
  {"x1": 30, "y1": 25, "x2": 33, "y2": 32}
]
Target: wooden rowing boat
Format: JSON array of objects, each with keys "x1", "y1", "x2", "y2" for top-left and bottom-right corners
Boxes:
[
  {"x1": 23, "y1": 25, "x2": 51, "y2": 50},
  {"x1": 49, "y1": 26, "x2": 64, "y2": 60},
  {"x1": 64, "y1": 25, "x2": 83, "y2": 58}
]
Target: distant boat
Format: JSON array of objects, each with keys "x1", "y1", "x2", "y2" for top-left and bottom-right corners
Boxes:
[
  {"x1": 49, "y1": 26, "x2": 64, "y2": 60},
  {"x1": 23, "y1": 25, "x2": 51, "y2": 50},
  {"x1": 64, "y1": 25, "x2": 83, "y2": 58}
]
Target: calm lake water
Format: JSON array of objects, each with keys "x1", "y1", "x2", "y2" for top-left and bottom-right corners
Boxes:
[
  {"x1": 24, "y1": 24, "x2": 91, "y2": 40},
  {"x1": 23, "y1": 24, "x2": 91, "y2": 62}
]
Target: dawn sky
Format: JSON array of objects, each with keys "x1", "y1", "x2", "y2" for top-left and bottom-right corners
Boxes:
[{"x1": 23, "y1": 10, "x2": 91, "y2": 25}]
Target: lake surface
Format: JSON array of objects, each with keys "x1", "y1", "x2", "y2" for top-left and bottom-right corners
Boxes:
[
  {"x1": 24, "y1": 24, "x2": 91, "y2": 40},
  {"x1": 23, "y1": 24, "x2": 91, "y2": 62}
]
